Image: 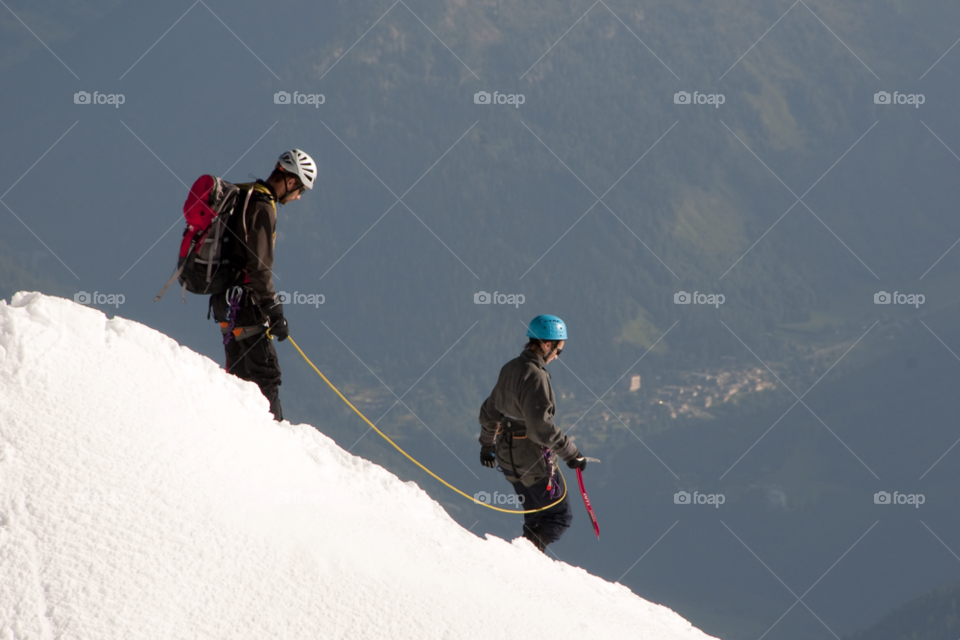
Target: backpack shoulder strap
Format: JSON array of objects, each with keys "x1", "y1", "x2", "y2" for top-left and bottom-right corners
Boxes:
[
  {"x1": 238, "y1": 187, "x2": 255, "y2": 242},
  {"x1": 249, "y1": 182, "x2": 277, "y2": 211},
  {"x1": 226, "y1": 182, "x2": 273, "y2": 242}
]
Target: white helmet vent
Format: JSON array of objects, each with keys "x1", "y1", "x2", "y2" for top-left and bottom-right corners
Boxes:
[{"x1": 279, "y1": 149, "x2": 316, "y2": 190}]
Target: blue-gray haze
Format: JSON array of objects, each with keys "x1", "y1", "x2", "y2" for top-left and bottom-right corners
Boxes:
[{"x1": 2, "y1": 2, "x2": 960, "y2": 638}]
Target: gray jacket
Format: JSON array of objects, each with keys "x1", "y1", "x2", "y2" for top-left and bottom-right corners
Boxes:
[{"x1": 479, "y1": 349, "x2": 579, "y2": 486}]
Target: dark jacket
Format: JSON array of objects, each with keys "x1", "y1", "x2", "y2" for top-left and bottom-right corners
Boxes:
[
  {"x1": 210, "y1": 181, "x2": 279, "y2": 328},
  {"x1": 479, "y1": 349, "x2": 579, "y2": 486}
]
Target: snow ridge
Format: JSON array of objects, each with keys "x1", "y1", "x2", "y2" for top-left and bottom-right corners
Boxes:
[{"x1": 0, "y1": 293, "x2": 715, "y2": 640}]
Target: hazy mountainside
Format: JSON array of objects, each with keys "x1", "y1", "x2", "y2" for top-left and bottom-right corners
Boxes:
[
  {"x1": 258, "y1": 0, "x2": 960, "y2": 389},
  {"x1": 260, "y1": 0, "x2": 960, "y2": 448},
  {"x1": 270, "y1": 7, "x2": 960, "y2": 638},
  {"x1": 4, "y1": 0, "x2": 958, "y2": 384},
  {"x1": 846, "y1": 581, "x2": 960, "y2": 640}
]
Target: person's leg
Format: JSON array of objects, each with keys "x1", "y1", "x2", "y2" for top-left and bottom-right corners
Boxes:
[
  {"x1": 225, "y1": 332, "x2": 283, "y2": 421},
  {"x1": 224, "y1": 334, "x2": 248, "y2": 379},
  {"x1": 512, "y1": 472, "x2": 573, "y2": 550}
]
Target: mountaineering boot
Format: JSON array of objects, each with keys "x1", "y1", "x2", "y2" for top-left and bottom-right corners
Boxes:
[{"x1": 523, "y1": 523, "x2": 549, "y2": 553}]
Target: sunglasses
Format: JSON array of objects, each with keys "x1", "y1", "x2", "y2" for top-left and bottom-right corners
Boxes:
[{"x1": 289, "y1": 178, "x2": 306, "y2": 195}]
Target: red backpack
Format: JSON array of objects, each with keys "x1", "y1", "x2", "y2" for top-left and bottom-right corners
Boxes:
[{"x1": 155, "y1": 175, "x2": 253, "y2": 302}]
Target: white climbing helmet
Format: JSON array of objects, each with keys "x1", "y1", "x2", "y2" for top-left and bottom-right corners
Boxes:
[{"x1": 278, "y1": 149, "x2": 317, "y2": 190}]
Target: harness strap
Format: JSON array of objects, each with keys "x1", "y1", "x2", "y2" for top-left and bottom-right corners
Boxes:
[
  {"x1": 502, "y1": 418, "x2": 527, "y2": 438},
  {"x1": 220, "y1": 322, "x2": 265, "y2": 341}
]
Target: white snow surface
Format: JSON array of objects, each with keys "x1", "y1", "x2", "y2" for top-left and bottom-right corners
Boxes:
[{"x1": 0, "y1": 293, "x2": 717, "y2": 640}]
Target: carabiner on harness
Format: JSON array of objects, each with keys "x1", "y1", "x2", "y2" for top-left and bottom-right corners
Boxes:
[
  {"x1": 221, "y1": 286, "x2": 244, "y2": 345},
  {"x1": 541, "y1": 446, "x2": 562, "y2": 497}
]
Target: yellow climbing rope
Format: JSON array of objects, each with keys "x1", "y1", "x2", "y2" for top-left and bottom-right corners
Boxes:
[{"x1": 284, "y1": 334, "x2": 567, "y2": 514}]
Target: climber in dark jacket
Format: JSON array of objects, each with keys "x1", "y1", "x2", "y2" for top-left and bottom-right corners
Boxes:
[
  {"x1": 478, "y1": 315, "x2": 587, "y2": 552},
  {"x1": 210, "y1": 149, "x2": 317, "y2": 422}
]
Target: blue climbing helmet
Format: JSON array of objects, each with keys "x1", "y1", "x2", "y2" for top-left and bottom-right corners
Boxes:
[{"x1": 526, "y1": 315, "x2": 568, "y2": 341}]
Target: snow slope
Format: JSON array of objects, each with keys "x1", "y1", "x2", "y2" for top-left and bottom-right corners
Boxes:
[{"x1": 0, "y1": 292, "x2": 716, "y2": 640}]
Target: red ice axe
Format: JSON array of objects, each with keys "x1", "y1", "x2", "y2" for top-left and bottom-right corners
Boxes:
[{"x1": 577, "y1": 467, "x2": 600, "y2": 539}]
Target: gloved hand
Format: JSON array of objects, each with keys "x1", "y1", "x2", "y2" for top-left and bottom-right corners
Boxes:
[
  {"x1": 264, "y1": 303, "x2": 289, "y2": 342},
  {"x1": 566, "y1": 455, "x2": 587, "y2": 471},
  {"x1": 480, "y1": 445, "x2": 497, "y2": 468}
]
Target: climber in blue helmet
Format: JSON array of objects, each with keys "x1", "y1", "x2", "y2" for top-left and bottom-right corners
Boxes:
[{"x1": 477, "y1": 315, "x2": 587, "y2": 552}]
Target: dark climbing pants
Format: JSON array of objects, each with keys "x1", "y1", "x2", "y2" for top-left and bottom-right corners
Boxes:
[
  {"x1": 511, "y1": 471, "x2": 573, "y2": 546},
  {"x1": 224, "y1": 331, "x2": 283, "y2": 421}
]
